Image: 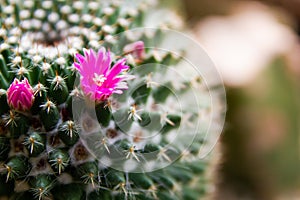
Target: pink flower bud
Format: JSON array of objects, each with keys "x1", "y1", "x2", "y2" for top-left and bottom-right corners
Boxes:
[
  {"x1": 123, "y1": 41, "x2": 145, "y2": 60},
  {"x1": 7, "y1": 78, "x2": 34, "y2": 111}
]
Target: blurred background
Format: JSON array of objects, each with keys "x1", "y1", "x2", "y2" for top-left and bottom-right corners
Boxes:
[{"x1": 174, "y1": 0, "x2": 300, "y2": 199}]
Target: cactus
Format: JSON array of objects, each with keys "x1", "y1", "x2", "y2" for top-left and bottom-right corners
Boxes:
[{"x1": 0, "y1": 0, "x2": 224, "y2": 199}]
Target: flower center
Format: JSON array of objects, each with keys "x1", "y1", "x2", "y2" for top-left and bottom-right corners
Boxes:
[{"x1": 93, "y1": 73, "x2": 107, "y2": 86}]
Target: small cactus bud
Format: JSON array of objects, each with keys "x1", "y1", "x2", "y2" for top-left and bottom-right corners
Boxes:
[
  {"x1": 123, "y1": 41, "x2": 145, "y2": 60},
  {"x1": 6, "y1": 78, "x2": 34, "y2": 111}
]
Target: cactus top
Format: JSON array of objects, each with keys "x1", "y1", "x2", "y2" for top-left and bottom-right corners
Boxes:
[
  {"x1": 74, "y1": 48, "x2": 132, "y2": 101},
  {"x1": 7, "y1": 78, "x2": 34, "y2": 111}
]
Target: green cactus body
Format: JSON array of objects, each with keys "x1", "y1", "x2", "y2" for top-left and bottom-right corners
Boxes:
[{"x1": 0, "y1": 0, "x2": 223, "y2": 199}]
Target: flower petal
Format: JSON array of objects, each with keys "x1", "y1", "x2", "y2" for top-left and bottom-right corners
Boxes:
[{"x1": 74, "y1": 48, "x2": 133, "y2": 101}]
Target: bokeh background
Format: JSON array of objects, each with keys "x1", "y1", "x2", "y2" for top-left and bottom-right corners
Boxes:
[{"x1": 171, "y1": 0, "x2": 300, "y2": 199}]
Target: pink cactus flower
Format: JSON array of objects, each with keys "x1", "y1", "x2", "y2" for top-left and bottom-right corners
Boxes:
[
  {"x1": 74, "y1": 48, "x2": 132, "y2": 101},
  {"x1": 7, "y1": 78, "x2": 34, "y2": 111},
  {"x1": 123, "y1": 41, "x2": 145, "y2": 60}
]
